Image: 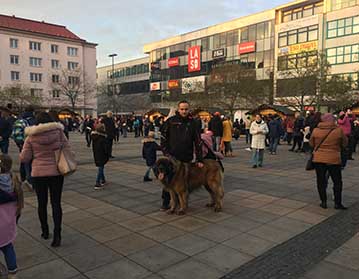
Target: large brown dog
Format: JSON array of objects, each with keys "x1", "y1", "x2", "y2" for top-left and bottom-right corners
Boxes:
[{"x1": 155, "y1": 158, "x2": 224, "y2": 214}]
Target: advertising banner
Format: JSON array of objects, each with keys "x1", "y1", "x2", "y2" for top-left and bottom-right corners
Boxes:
[
  {"x1": 168, "y1": 57, "x2": 179, "y2": 67},
  {"x1": 238, "y1": 42, "x2": 256, "y2": 54},
  {"x1": 279, "y1": 41, "x2": 318, "y2": 56},
  {"x1": 182, "y1": 76, "x2": 205, "y2": 94},
  {"x1": 212, "y1": 48, "x2": 226, "y2": 59},
  {"x1": 188, "y1": 46, "x2": 201, "y2": 72},
  {"x1": 150, "y1": 82, "x2": 161, "y2": 91},
  {"x1": 168, "y1": 80, "x2": 180, "y2": 89}
]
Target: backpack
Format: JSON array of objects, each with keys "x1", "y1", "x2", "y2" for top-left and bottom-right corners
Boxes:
[{"x1": 12, "y1": 118, "x2": 29, "y2": 145}]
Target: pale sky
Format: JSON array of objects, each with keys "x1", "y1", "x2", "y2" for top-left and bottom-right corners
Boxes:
[{"x1": 2, "y1": 0, "x2": 290, "y2": 66}]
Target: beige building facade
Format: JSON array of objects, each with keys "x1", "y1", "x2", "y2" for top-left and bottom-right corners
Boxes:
[{"x1": 0, "y1": 14, "x2": 97, "y2": 116}]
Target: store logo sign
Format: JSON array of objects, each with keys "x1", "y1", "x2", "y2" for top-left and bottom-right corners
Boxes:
[
  {"x1": 168, "y1": 57, "x2": 179, "y2": 67},
  {"x1": 150, "y1": 82, "x2": 161, "y2": 91},
  {"x1": 279, "y1": 41, "x2": 318, "y2": 56},
  {"x1": 212, "y1": 48, "x2": 226, "y2": 59},
  {"x1": 188, "y1": 46, "x2": 201, "y2": 72},
  {"x1": 238, "y1": 42, "x2": 256, "y2": 54},
  {"x1": 168, "y1": 80, "x2": 180, "y2": 89}
]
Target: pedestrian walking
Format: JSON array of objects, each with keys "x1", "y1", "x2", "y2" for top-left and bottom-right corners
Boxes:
[
  {"x1": 222, "y1": 117, "x2": 234, "y2": 157},
  {"x1": 268, "y1": 115, "x2": 282, "y2": 155},
  {"x1": 83, "y1": 115, "x2": 94, "y2": 147},
  {"x1": 103, "y1": 111, "x2": 116, "y2": 158},
  {"x1": 208, "y1": 112, "x2": 223, "y2": 152},
  {"x1": 142, "y1": 131, "x2": 161, "y2": 182},
  {"x1": 338, "y1": 110, "x2": 354, "y2": 162},
  {"x1": 20, "y1": 112, "x2": 68, "y2": 247},
  {"x1": 91, "y1": 124, "x2": 110, "y2": 190},
  {"x1": 0, "y1": 110, "x2": 12, "y2": 154},
  {"x1": 290, "y1": 112, "x2": 305, "y2": 152},
  {"x1": 309, "y1": 113, "x2": 348, "y2": 210},
  {"x1": 0, "y1": 154, "x2": 23, "y2": 278},
  {"x1": 250, "y1": 114, "x2": 269, "y2": 168}
]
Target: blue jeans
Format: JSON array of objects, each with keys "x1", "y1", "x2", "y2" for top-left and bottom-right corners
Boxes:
[
  {"x1": 144, "y1": 165, "x2": 155, "y2": 178},
  {"x1": 214, "y1": 136, "x2": 222, "y2": 152},
  {"x1": 252, "y1": 149, "x2": 264, "y2": 166},
  {"x1": 269, "y1": 137, "x2": 279, "y2": 153},
  {"x1": 0, "y1": 243, "x2": 17, "y2": 271},
  {"x1": 0, "y1": 140, "x2": 9, "y2": 154},
  {"x1": 96, "y1": 166, "x2": 105, "y2": 184}
]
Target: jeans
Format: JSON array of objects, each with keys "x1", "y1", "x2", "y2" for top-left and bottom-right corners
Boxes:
[
  {"x1": 122, "y1": 127, "x2": 127, "y2": 138},
  {"x1": 85, "y1": 131, "x2": 92, "y2": 146},
  {"x1": 286, "y1": 133, "x2": 293, "y2": 145},
  {"x1": 291, "y1": 136, "x2": 303, "y2": 151},
  {"x1": 107, "y1": 138, "x2": 113, "y2": 157},
  {"x1": 0, "y1": 243, "x2": 17, "y2": 271},
  {"x1": 33, "y1": 176, "x2": 64, "y2": 236},
  {"x1": 314, "y1": 163, "x2": 343, "y2": 205},
  {"x1": 144, "y1": 165, "x2": 155, "y2": 179},
  {"x1": 245, "y1": 130, "x2": 250, "y2": 144},
  {"x1": 154, "y1": 127, "x2": 159, "y2": 139},
  {"x1": 96, "y1": 166, "x2": 106, "y2": 184},
  {"x1": 214, "y1": 136, "x2": 222, "y2": 152},
  {"x1": 269, "y1": 137, "x2": 279, "y2": 153},
  {"x1": 252, "y1": 149, "x2": 264, "y2": 166},
  {"x1": 224, "y1": 141, "x2": 233, "y2": 154},
  {"x1": 0, "y1": 140, "x2": 9, "y2": 154}
]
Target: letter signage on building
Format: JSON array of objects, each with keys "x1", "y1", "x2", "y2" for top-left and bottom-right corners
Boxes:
[
  {"x1": 212, "y1": 48, "x2": 226, "y2": 59},
  {"x1": 238, "y1": 42, "x2": 256, "y2": 54},
  {"x1": 279, "y1": 41, "x2": 318, "y2": 56},
  {"x1": 168, "y1": 57, "x2": 179, "y2": 67},
  {"x1": 188, "y1": 46, "x2": 201, "y2": 72},
  {"x1": 150, "y1": 82, "x2": 161, "y2": 91},
  {"x1": 168, "y1": 80, "x2": 180, "y2": 89}
]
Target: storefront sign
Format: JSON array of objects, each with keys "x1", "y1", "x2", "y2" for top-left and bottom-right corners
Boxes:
[
  {"x1": 238, "y1": 42, "x2": 256, "y2": 54},
  {"x1": 188, "y1": 46, "x2": 201, "y2": 72},
  {"x1": 168, "y1": 80, "x2": 180, "y2": 89},
  {"x1": 150, "y1": 82, "x2": 161, "y2": 91},
  {"x1": 151, "y1": 62, "x2": 161, "y2": 70},
  {"x1": 182, "y1": 76, "x2": 205, "y2": 94},
  {"x1": 279, "y1": 41, "x2": 318, "y2": 56},
  {"x1": 168, "y1": 57, "x2": 179, "y2": 67},
  {"x1": 212, "y1": 48, "x2": 226, "y2": 59}
]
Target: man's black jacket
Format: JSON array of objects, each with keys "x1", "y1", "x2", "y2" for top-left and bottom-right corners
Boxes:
[
  {"x1": 161, "y1": 112, "x2": 202, "y2": 163},
  {"x1": 208, "y1": 116, "x2": 223, "y2": 137}
]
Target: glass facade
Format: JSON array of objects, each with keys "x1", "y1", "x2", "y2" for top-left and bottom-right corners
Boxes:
[
  {"x1": 278, "y1": 25, "x2": 319, "y2": 47},
  {"x1": 278, "y1": 51, "x2": 318, "y2": 70},
  {"x1": 282, "y1": 2, "x2": 323, "y2": 23},
  {"x1": 108, "y1": 63, "x2": 149, "y2": 78},
  {"x1": 327, "y1": 15, "x2": 359, "y2": 38},
  {"x1": 327, "y1": 44, "x2": 359, "y2": 65},
  {"x1": 329, "y1": 0, "x2": 359, "y2": 11}
]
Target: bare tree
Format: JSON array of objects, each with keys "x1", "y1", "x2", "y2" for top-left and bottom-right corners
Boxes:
[{"x1": 0, "y1": 84, "x2": 42, "y2": 112}]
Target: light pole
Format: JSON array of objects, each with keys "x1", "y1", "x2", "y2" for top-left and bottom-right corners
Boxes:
[{"x1": 108, "y1": 53, "x2": 118, "y2": 95}]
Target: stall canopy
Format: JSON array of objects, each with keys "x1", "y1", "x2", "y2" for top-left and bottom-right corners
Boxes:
[
  {"x1": 246, "y1": 104, "x2": 295, "y2": 118},
  {"x1": 347, "y1": 102, "x2": 359, "y2": 115},
  {"x1": 145, "y1": 108, "x2": 170, "y2": 122}
]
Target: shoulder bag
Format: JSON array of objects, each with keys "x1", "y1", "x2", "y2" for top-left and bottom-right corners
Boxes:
[{"x1": 55, "y1": 143, "x2": 77, "y2": 176}]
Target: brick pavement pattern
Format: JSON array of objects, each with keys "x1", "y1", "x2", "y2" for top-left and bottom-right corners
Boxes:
[{"x1": 1, "y1": 132, "x2": 359, "y2": 279}]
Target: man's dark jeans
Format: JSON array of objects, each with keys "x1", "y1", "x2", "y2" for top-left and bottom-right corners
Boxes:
[{"x1": 0, "y1": 139, "x2": 9, "y2": 154}]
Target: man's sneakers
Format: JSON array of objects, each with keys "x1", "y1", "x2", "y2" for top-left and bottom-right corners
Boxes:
[
  {"x1": 94, "y1": 184, "x2": 104, "y2": 190},
  {"x1": 143, "y1": 176, "x2": 153, "y2": 182}
]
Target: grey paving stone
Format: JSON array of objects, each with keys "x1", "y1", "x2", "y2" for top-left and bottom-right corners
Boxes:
[
  {"x1": 192, "y1": 223, "x2": 242, "y2": 243},
  {"x1": 85, "y1": 258, "x2": 151, "y2": 279},
  {"x1": 194, "y1": 244, "x2": 253, "y2": 273},
  {"x1": 67, "y1": 216, "x2": 113, "y2": 233},
  {"x1": 247, "y1": 224, "x2": 298, "y2": 243},
  {"x1": 168, "y1": 216, "x2": 210, "y2": 232},
  {"x1": 85, "y1": 224, "x2": 132, "y2": 243},
  {"x1": 158, "y1": 258, "x2": 224, "y2": 279},
  {"x1": 218, "y1": 216, "x2": 263, "y2": 232},
  {"x1": 128, "y1": 244, "x2": 188, "y2": 272},
  {"x1": 140, "y1": 224, "x2": 187, "y2": 242},
  {"x1": 164, "y1": 234, "x2": 217, "y2": 256},
  {"x1": 325, "y1": 245, "x2": 359, "y2": 271},
  {"x1": 120, "y1": 216, "x2": 162, "y2": 232},
  {"x1": 269, "y1": 217, "x2": 313, "y2": 233},
  {"x1": 49, "y1": 233, "x2": 99, "y2": 256},
  {"x1": 304, "y1": 261, "x2": 359, "y2": 279}
]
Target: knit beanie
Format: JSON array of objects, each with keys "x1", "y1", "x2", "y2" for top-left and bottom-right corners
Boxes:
[
  {"x1": 0, "y1": 154, "x2": 12, "y2": 173},
  {"x1": 321, "y1": 113, "x2": 335, "y2": 123}
]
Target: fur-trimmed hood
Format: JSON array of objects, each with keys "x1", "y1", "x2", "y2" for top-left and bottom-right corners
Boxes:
[{"x1": 25, "y1": 122, "x2": 64, "y2": 136}]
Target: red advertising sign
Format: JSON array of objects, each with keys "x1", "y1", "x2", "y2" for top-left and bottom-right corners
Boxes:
[
  {"x1": 168, "y1": 80, "x2": 180, "y2": 89},
  {"x1": 168, "y1": 57, "x2": 179, "y2": 67},
  {"x1": 188, "y1": 46, "x2": 201, "y2": 72},
  {"x1": 238, "y1": 42, "x2": 256, "y2": 54}
]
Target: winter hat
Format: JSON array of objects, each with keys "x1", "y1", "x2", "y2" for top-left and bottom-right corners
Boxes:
[
  {"x1": 321, "y1": 113, "x2": 335, "y2": 123},
  {"x1": 95, "y1": 123, "x2": 106, "y2": 134},
  {"x1": 148, "y1": 131, "x2": 155, "y2": 138},
  {"x1": 339, "y1": 111, "x2": 345, "y2": 117},
  {"x1": 0, "y1": 154, "x2": 12, "y2": 173}
]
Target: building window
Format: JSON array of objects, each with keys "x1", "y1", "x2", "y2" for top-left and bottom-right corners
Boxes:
[
  {"x1": 281, "y1": 2, "x2": 324, "y2": 23},
  {"x1": 30, "y1": 73, "x2": 42, "y2": 82},
  {"x1": 10, "y1": 55, "x2": 19, "y2": 65},
  {"x1": 52, "y1": 90, "x2": 60, "y2": 98},
  {"x1": 10, "y1": 38, "x2": 18, "y2": 49},
  {"x1": 327, "y1": 44, "x2": 359, "y2": 65},
  {"x1": 30, "y1": 88, "x2": 43, "y2": 97},
  {"x1": 330, "y1": 0, "x2": 359, "y2": 11},
  {"x1": 278, "y1": 25, "x2": 318, "y2": 47},
  {"x1": 51, "y1": 44, "x2": 58, "y2": 53},
  {"x1": 68, "y1": 76, "x2": 79, "y2": 86},
  {"x1": 29, "y1": 57, "x2": 42, "y2": 67},
  {"x1": 278, "y1": 51, "x2": 318, "y2": 71},
  {"x1": 29, "y1": 41, "x2": 41, "y2": 51},
  {"x1": 51, "y1": 59, "x2": 59, "y2": 69},
  {"x1": 52, "y1": 74, "x2": 60, "y2": 83},
  {"x1": 68, "y1": 62, "x2": 79, "y2": 70},
  {"x1": 67, "y1": 47, "x2": 78, "y2": 56},
  {"x1": 11, "y1": 71, "x2": 20, "y2": 81},
  {"x1": 327, "y1": 15, "x2": 359, "y2": 39}
]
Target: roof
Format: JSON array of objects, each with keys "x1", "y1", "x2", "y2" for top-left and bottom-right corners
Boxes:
[{"x1": 0, "y1": 14, "x2": 88, "y2": 43}]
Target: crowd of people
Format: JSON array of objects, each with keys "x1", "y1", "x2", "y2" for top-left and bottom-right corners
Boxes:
[{"x1": 0, "y1": 103, "x2": 358, "y2": 277}]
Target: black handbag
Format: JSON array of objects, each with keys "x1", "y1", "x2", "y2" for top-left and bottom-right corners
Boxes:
[{"x1": 306, "y1": 128, "x2": 335, "y2": 171}]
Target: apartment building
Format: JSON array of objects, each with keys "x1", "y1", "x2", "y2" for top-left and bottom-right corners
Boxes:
[{"x1": 0, "y1": 14, "x2": 97, "y2": 116}]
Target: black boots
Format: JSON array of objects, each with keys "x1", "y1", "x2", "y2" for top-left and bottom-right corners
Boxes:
[
  {"x1": 51, "y1": 232, "x2": 61, "y2": 247},
  {"x1": 334, "y1": 204, "x2": 348, "y2": 210},
  {"x1": 41, "y1": 227, "x2": 49, "y2": 240},
  {"x1": 320, "y1": 201, "x2": 327, "y2": 209}
]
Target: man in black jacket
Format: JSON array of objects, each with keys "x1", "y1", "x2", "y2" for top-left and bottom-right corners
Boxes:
[
  {"x1": 208, "y1": 112, "x2": 223, "y2": 152},
  {"x1": 0, "y1": 110, "x2": 12, "y2": 154},
  {"x1": 83, "y1": 115, "x2": 94, "y2": 147},
  {"x1": 103, "y1": 111, "x2": 116, "y2": 158},
  {"x1": 160, "y1": 100, "x2": 203, "y2": 210}
]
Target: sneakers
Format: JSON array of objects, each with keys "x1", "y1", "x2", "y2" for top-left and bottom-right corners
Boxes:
[
  {"x1": 94, "y1": 184, "x2": 104, "y2": 190},
  {"x1": 245, "y1": 148, "x2": 252, "y2": 151}
]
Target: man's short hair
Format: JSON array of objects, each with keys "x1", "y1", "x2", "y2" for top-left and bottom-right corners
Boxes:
[{"x1": 178, "y1": 100, "x2": 189, "y2": 106}]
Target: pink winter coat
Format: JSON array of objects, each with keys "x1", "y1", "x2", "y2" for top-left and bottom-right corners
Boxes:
[
  {"x1": 338, "y1": 115, "x2": 353, "y2": 136},
  {"x1": 0, "y1": 202, "x2": 17, "y2": 247},
  {"x1": 20, "y1": 122, "x2": 69, "y2": 177}
]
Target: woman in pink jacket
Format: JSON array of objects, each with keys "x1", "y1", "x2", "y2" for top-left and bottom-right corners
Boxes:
[{"x1": 20, "y1": 112, "x2": 69, "y2": 247}]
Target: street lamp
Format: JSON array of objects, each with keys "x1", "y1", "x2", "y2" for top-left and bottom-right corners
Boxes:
[{"x1": 108, "y1": 53, "x2": 118, "y2": 95}]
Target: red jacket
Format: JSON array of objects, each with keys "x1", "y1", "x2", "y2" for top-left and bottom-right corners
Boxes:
[{"x1": 20, "y1": 122, "x2": 69, "y2": 177}]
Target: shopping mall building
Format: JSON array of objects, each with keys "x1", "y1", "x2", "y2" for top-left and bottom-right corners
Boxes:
[{"x1": 143, "y1": 0, "x2": 359, "y2": 111}]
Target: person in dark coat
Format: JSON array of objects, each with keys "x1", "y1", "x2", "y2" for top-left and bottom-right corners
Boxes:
[
  {"x1": 268, "y1": 115, "x2": 283, "y2": 155},
  {"x1": 208, "y1": 112, "x2": 223, "y2": 152},
  {"x1": 91, "y1": 124, "x2": 109, "y2": 190},
  {"x1": 102, "y1": 111, "x2": 116, "y2": 158},
  {"x1": 83, "y1": 115, "x2": 94, "y2": 147},
  {"x1": 0, "y1": 110, "x2": 12, "y2": 154},
  {"x1": 142, "y1": 131, "x2": 161, "y2": 182},
  {"x1": 290, "y1": 112, "x2": 305, "y2": 152}
]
